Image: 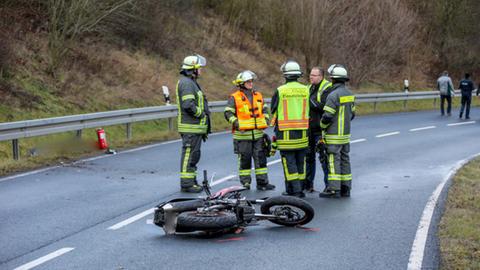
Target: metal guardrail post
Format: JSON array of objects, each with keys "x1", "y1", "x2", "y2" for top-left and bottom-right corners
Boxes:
[
  {"x1": 12, "y1": 139, "x2": 19, "y2": 160},
  {"x1": 168, "y1": 118, "x2": 173, "y2": 131},
  {"x1": 403, "y1": 99, "x2": 408, "y2": 110},
  {"x1": 433, "y1": 98, "x2": 437, "y2": 108},
  {"x1": 76, "y1": 129, "x2": 82, "y2": 139},
  {"x1": 373, "y1": 101, "x2": 377, "y2": 112},
  {"x1": 126, "y1": 123, "x2": 132, "y2": 140}
]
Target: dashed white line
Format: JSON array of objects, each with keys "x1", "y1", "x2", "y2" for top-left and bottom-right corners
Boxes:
[
  {"x1": 107, "y1": 208, "x2": 154, "y2": 230},
  {"x1": 407, "y1": 152, "x2": 480, "y2": 270},
  {"x1": 267, "y1": 159, "x2": 282, "y2": 166},
  {"x1": 375, "y1": 131, "x2": 400, "y2": 138},
  {"x1": 111, "y1": 158, "x2": 285, "y2": 230},
  {"x1": 351, "y1": 138, "x2": 367, "y2": 144},
  {"x1": 210, "y1": 174, "x2": 236, "y2": 186},
  {"x1": 447, "y1": 121, "x2": 475, "y2": 126},
  {"x1": 409, "y1": 126, "x2": 436, "y2": 132},
  {"x1": 13, "y1": 247, "x2": 75, "y2": 270}
]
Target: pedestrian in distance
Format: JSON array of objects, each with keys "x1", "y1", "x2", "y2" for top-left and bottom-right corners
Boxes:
[
  {"x1": 223, "y1": 70, "x2": 275, "y2": 191},
  {"x1": 270, "y1": 60, "x2": 310, "y2": 198},
  {"x1": 319, "y1": 64, "x2": 355, "y2": 198},
  {"x1": 458, "y1": 73, "x2": 475, "y2": 119},
  {"x1": 176, "y1": 54, "x2": 211, "y2": 193},
  {"x1": 437, "y1": 71, "x2": 455, "y2": 116},
  {"x1": 305, "y1": 67, "x2": 332, "y2": 193}
]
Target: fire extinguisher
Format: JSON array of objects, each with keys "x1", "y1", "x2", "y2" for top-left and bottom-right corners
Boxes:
[{"x1": 96, "y1": 128, "x2": 108, "y2": 150}]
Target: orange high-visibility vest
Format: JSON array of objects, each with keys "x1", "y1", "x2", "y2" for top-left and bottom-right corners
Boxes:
[{"x1": 231, "y1": 90, "x2": 268, "y2": 130}]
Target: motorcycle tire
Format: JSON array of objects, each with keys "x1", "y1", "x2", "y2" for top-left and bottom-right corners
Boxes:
[
  {"x1": 176, "y1": 210, "x2": 238, "y2": 232},
  {"x1": 260, "y1": 196, "x2": 314, "y2": 226}
]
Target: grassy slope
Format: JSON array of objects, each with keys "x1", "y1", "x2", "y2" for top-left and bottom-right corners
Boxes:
[{"x1": 439, "y1": 157, "x2": 480, "y2": 269}]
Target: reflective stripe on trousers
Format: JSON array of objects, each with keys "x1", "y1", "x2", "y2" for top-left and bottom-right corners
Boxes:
[
  {"x1": 180, "y1": 134, "x2": 202, "y2": 188},
  {"x1": 326, "y1": 143, "x2": 351, "y2": 190}
]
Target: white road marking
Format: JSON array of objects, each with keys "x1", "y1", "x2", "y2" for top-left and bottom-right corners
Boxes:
[
  {"x1": 115, "y1": 158, "x2": 284, "y2": 230},
  {"x1": 210, "y1": 174, "x2": 236, "y2": 186},
  {"x1": 407, "y1": 152, "x2": 480, "y2": 270},
  {"x1": 13, "y1": 247, "x2": 75, "y2": 270},
  {"x1": 0, "y1": 166, "x2": 61, "y2": 183},
  {"x1": 351, "y1": 138, "x2": 366, "y2": 144},
  {"x1": 409, "y1": 126, "x2": 436, "y2": 132},
  {"x1": 267, "y1": 159, "x2": 282, "y2": 166},
  {"x1": 107, "y1": 208, "x2": 154, "y2": 230},
  {"x1": 447, "y1": 121, "x2": 475, "y2": 126},
  {"x1": 146, "y1": 219, "x2": 153, "y2": 225},
  {"x1": 0, "y1": 130, "x2": 232, "y2": 183},
  {"x1": 375, "y1": 131, "x2": 400, "y2": 138}
]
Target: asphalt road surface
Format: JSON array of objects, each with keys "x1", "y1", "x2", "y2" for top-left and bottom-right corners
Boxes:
[{"x1": 1, "y1": 108, "x2": 479, "y2": 270}]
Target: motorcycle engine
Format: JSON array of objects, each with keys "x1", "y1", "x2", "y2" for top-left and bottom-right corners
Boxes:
[{"x1": 236, "y1": 205, "x2": 255, "y2": 224}]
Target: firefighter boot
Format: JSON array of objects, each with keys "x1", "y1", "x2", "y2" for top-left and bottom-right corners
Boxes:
[
  {"x1": 257, "y1": 183, "x2": 275, "y2": 191},
  {"x1": 341, "y1": 185, "x2": 350, "y2": 197},
  {"x1": 181, "y1": 184, "x2": 204, "y2": 193},
  {"x1": 291, "y1": 180, "x2": 306, "y2": 198},
  {"x1": 319, "y1": 187, "x2": 340, "y2": 198}
]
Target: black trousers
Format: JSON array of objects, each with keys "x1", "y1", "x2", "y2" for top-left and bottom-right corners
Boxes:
[
  {"x1": 305, "y1": 132, "x2": 328, "y2": 190},
  {"x1": 280, "y1": 149, "x2": 306, "y2": 195},
  {"x1": 235, "y1": 139, "x2": 269, "y2": 186},
  {"x1": 440, "y1": 95, "x2": 452, "y2": 115},
  {"x1": 180, "y1": 133, "x2": 202, "y2": 188},
  {"x1": 459, "y1": 95, "x2": 472, "y2": 118}
]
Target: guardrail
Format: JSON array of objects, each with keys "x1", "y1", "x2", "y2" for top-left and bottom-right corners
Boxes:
[{"x1": 0, "y1": 90, "x2": 461, "y2": 160}]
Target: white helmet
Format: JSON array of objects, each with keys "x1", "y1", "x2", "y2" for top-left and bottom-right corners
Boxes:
[
  {"x1": 280, "y1": 60, "x2": 302, "y2": 76},
  {"x1": 233, "y1": 70, "x2": 257, "y2": 86},
  {"x1": 181, "y1": 54, "x2": 207, "y2": 70},
  {"x1": 328, "y1": 64, "x2": 349, "y2": 80}
]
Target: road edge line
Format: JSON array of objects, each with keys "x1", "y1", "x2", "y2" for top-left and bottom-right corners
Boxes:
[{"x1": 407, "y1": 152, "x2": 480, "y2": 270}]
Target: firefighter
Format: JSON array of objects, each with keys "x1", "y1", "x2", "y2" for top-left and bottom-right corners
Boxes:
[
  {"x1": 270, "y1": 60, "x2": 310, "y2": 198},
  {"x1": 319, "y1": 64, "x2": 355, "y2": 198},
  {"x1": 176, "y1": 54, "x2": 211, "y2": 193},
  {"x1": 306, "y1": 67, "x2": 332, "y2": 192},
  {"x1": 224, "y1": 71, "x2": 275, "y2": 191}
]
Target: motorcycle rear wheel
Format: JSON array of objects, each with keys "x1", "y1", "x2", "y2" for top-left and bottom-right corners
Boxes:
[
  {"x1": 260, "y1": 196, "x2": 314, "y2": 226},
  {"x1": 176, "y1": 210, "x2": 238, "y2": 232}
]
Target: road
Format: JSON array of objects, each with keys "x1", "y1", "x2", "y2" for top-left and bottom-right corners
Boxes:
[{"x1": 1, "y1": 108, "x2": 479, "y2": 270}]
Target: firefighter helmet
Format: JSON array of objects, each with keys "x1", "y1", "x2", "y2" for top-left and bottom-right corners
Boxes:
[
  {"x1": 181, "y1": 54, "x2": 207, "y2": 70},
  {"x1": 327, "y1": 64, "x2": 349, "y2": 80},
  {"x1": 233, "y1": 70, "x2": 257, "y2": 86},
  {"x1": 280, "y1": 60, "x2": 302, "y2": 76}
]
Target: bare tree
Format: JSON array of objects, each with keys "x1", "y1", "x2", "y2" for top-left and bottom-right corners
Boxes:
[{"x1": 46, "y1": 0, "x2": 133, "y2": 74}]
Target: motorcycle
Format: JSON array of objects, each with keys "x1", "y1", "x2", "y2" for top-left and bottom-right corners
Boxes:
[{"x1": 153, "y1": 170, "x2": 315, "y2": 235}]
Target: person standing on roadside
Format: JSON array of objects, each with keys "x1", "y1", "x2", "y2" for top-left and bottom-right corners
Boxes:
[
  {"x1": 437, "y1": 71, "x2": 455, "y2": 116},
  {"x1": 319, "y1": 64, "x2": 355, "y2": 198},
  {"x1": 176, "y1": 54, "x2": 210, "y2": 193},
  {"x1": 224, "y1": 70, "x2": 275, "y2": 191},
  {"x1": 270, "y1": 60, "x2": 310, "y2": 198},
  {"x1": 305, "y1": 67, "x2": 331, "y2": 192},
  {"x1": 458, "y1": 73, "x2": 475, "y2": 119}
]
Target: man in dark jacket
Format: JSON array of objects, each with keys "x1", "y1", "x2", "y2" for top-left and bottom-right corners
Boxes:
[
  {"x1": 305, "y1": 67, "x2": 331, "y2": 192},
  {"x1": 459, "y1": 73, "x2": 475, "y2": 119},
  {"x1": 176, "y1": 54, "x2": 210, "y2": 193}
]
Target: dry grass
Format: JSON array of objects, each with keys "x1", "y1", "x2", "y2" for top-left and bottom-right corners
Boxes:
[{"x1": 439, "y1": 157, "x2": 480, "y2": 269}]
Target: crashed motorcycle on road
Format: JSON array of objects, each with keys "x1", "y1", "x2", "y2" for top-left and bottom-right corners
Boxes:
[{"x1": 154, "y1": 171, "x2": 314, "y2": 235}]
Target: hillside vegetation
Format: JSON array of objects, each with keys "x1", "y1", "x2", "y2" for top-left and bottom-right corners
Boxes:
[{"x1": 1, "y1": 0, "x2": 479, "y2": 122}]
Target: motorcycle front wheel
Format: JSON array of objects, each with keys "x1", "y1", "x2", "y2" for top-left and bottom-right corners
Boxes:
[
  {"x1": 260, "y1": 196, "x2": 314, "y2": 226},
  {"x1": 176, "y1": 210, "x2": 238, "y2": 232}
]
